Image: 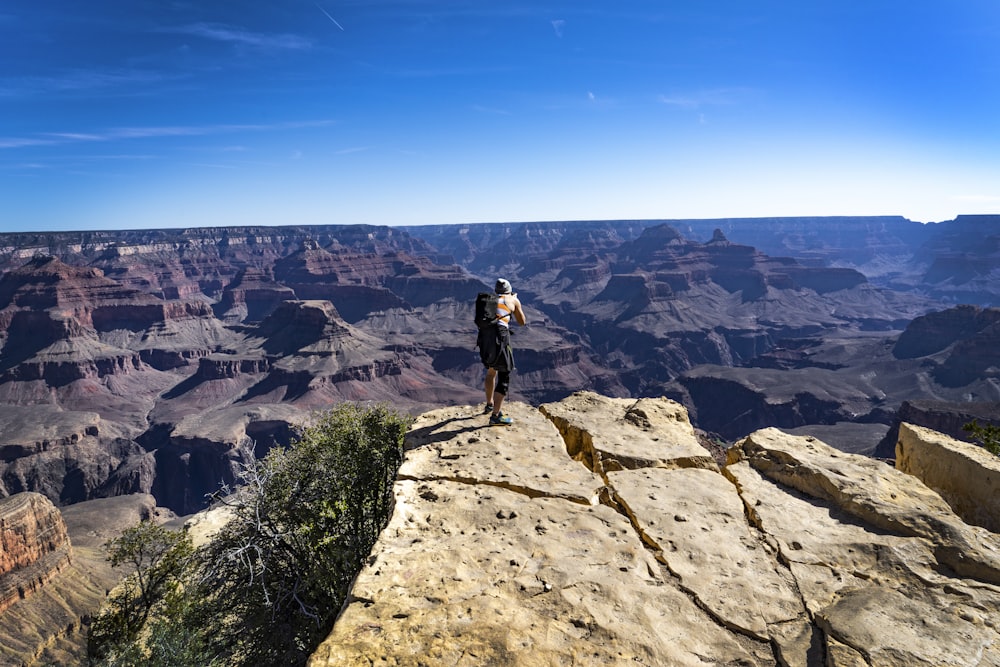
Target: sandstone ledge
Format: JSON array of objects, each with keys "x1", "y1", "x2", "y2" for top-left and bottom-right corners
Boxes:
[
  {"x1": 897, "y1": 422, "x2": 1000, "y2": 534},
  {"x1": 311, "y1": 392, "x2": 1000, "y2": 666}
]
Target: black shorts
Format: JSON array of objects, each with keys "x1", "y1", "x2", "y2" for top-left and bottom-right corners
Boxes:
[{"x1": 478, "y1": 324, "x2": 515, "y2": 372}]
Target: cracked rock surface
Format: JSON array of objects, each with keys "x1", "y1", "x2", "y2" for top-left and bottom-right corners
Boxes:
[{"x1": 309, "y1": 391, "x2": 1000, "y2": 667}]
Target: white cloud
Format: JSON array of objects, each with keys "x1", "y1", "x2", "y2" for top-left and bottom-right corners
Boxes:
[
  {"x1": 47, "y1": 132, "x2": 104, "y2": 141},
  {"x1": 0, "y1": 120, "x2": 337, "y2": 150},
  {"x1": 658, "y1": 88, "x2": 747, "y2": 108},
  {"x1": 165, "y1": 23, "x2": 312, "y2": 50},
  {"x1": 0, "y1": 69, "x2": 177, "y2": 97},
  {"x1": 0, "y1": 137, "x2": 56, "y2": 149},
  {"x1": 551, "y1": 19, "x2": 565, "y2": 38}
]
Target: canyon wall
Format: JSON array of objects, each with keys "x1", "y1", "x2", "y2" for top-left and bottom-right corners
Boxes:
[
  {"x1": 0, "y1": 218, "x2": 998, "y2": 516},
  {"x1": 0, "y1": 493, "x2": 70, "y2": 616}
]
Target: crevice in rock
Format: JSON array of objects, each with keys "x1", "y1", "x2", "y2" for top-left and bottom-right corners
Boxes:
[
  {"x1": 611, "y1": 486, "x2": 788, "y2": 650},
  {"x1": 649, "y1": 559, "x2": 777, "y2": 663},
  {"x1": 814, "y1": 618, "x2": 873, "y2": 667},
  {"x1": 397, "y1": 473, "x2": 597, "y2": 506},
  {"x1": 723, "y1": 465, "x2": 798, "y2": 572},
  {"x1": 721, "y1": 464, "x2": 825, "y2": 659},
  {"x1": 538, "y1": 407, "x2": 789, "y2": 654},
  {"x1": 539, "y1": 407, "x2": 609, "y2": 482}
]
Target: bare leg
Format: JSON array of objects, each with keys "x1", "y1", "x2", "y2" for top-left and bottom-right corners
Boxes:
[{"x1": 484, "y1": 368, "x2": 497, "y2": 406}]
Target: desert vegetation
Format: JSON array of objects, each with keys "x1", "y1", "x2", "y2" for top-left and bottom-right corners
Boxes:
[
  {"x1": 963, "y1": 419, "x2": 1000, "y2": 457},
  {"x1": 87, "y1": 402, "x2": 412, "y2": 667}
]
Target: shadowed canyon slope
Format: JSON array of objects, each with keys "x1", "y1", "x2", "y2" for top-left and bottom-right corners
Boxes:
[
  {"x1": 0, "y1": 217, "x2": 998, "y2": 516},
  {"x1": 310, "y1": 392, "x2": 1000, "y2": 666}
]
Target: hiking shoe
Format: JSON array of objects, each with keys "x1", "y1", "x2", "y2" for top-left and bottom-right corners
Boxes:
[
  {"x1": 489, "y1": 412, "x2": 513, "y2": 426},
  {"x1": 483, "y1": 403, "x2": 494, "y2": 414}
]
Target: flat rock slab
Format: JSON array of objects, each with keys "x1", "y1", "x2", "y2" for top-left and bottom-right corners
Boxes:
[
  {"x1": 311, "y1": 396, "x2": 1000, "y2": 667},
  {"x1": 309, "y1": 479, "x2": 762, "y2": 667},
  {"x1": 540, "y1": 391, "x2": 716, "y2": 473},
  {"x1": 609, "y1": 466, "x2": 804, "y2": 640},
  {"x1": 816, "y1": 587, "x2": 998, "y2": 667},
  {"x1": 728, "y1": 459, "x2": 1000, "y2": 667},
  {"x1": 402, "y1": 402, "x2": 602, "y2": 505}
]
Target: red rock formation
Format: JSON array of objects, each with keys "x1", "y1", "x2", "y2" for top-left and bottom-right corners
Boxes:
[{"x1": 0, "y1": 492, "x2": 71, "y2": 615}]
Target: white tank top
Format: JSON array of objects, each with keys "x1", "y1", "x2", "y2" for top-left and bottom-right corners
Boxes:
[{"x1": 496, "y1": 295, "x2": 513, "y2": 328}]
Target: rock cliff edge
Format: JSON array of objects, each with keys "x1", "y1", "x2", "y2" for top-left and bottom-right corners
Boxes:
[{"x1": 310, "y1": 392, "x2": 1000, "y2": 667}]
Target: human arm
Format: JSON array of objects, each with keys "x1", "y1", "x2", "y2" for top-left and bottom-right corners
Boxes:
[{"x1": 512, "y1": 295, "x2": 527, "y2": 326}]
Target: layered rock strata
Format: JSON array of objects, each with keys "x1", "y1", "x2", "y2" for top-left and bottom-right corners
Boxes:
[
  {"x1": 310, "y1": 392, "x2": 1000, "y2": 666},
  {"x1": 0, "y1": 492, "x2": 71, "y2": 616},
  {"x1": 0, "y1": 494, "x2": 171, "y2": 666}
]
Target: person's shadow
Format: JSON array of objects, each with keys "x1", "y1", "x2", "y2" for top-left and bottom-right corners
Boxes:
[{"x1": 405, "y1": 413, "x2": 487, "y2": 450}]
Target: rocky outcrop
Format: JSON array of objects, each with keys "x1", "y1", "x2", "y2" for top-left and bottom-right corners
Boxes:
[
  {"x1": 897, "y1": 422, "x2": 1000, "y2": 534},
  {"x1": 874, "y1": 400, "x2": 1000, "y2": 460},
  {"x1": 0, "y1": 493, "x2": 71, "y2": 616},
  {"x1": 309, "y1": 392, "x2": 1000, "y2": 666}
]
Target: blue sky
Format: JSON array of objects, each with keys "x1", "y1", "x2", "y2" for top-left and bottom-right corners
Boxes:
[{"x1": 2, "y1": 1, "x2": 999, "y2": 232}]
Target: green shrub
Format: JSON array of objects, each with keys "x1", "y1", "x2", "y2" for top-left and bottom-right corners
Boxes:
[
  {"x1": 88, "y1": 402, "x2": 412, "y2": 667},
  {"x1": 87, "y1": 522, "x2": 195, "y2": 664},
  {"x1": 963, "y1": 419, "x2": 1000, "y2": 457}
]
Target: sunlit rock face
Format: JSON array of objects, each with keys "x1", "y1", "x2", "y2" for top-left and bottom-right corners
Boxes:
[
  {"x1": 310, "y1": 392, "x2": 1000, "y2": 667},
  {"x1": 897, "y1": 422, "x2": 1000, "y2": 534},
  {"x1": 874, "y1": 399, "x2": 1000, "y2": 460},
  {"x1": 0, "y1": 492, "x2": 70, "y2": 615}
]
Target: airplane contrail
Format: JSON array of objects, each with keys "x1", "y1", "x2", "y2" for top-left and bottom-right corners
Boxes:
[{"x1": 314, "y1": 2, "x2": 345, "y2": 30}]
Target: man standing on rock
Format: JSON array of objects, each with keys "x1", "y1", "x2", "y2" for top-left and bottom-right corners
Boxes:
[{"x1": 482, "y1": 278, "x2": 527, "y2": 426}]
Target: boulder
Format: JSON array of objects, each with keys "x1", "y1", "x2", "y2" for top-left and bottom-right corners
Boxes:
[{"x1": 896, "y1": 422, "x2": 1000, "y2": 533}]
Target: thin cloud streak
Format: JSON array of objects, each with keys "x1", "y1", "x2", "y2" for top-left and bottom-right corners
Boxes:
[
  {"x1": 1, "y1": 120, "x2": 338, "y2": 150},
  {"x1": 658, "y1": 88, "x2": 749, "y2": 108},
  {"x1": 0, "y1": 69, "x2": 179, "y2": 97},
  {"x1": 163, "y1": 23, "x2": 312, "y2": 50},
  {"x1": 314, "y1": 3, "x2": 345, "y2": 31},
  {"x1": 0, "y1": 137, "x2": 57, "y2": 149}
]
